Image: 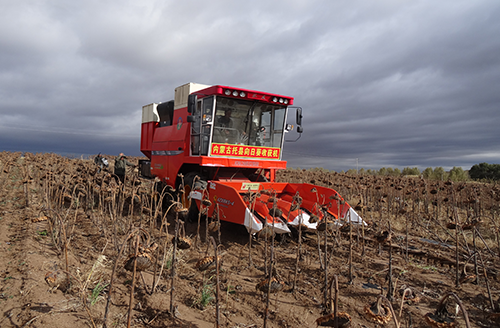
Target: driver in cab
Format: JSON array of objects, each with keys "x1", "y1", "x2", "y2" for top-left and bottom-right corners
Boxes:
[
  {"x1": 217, "y1": 109, "x2": 233, "y2": 129},
  {"x1": 215, "y1": 109, "x2": 236, "y2": 143}
]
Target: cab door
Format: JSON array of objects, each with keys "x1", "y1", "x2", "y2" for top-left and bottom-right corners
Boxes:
[
  {"x1": 201, "y1": 96, "x2": 214, "y2": 155},
  {"x1": 190, "y1": 96, "x2": 214, "y2": 156},
  {"x1": 190, "y1": 99, "x2": 202, "y2": 156}
]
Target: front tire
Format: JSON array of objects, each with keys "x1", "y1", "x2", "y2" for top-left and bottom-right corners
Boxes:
[{"x1": 179, "y1": 172, "x2": 207, "y2": 223}]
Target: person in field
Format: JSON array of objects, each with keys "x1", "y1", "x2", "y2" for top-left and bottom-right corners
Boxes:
[
  {"x1": 94, "y1": 153, "x2": 108, "y2": 173},
  {"x1": 114, "y1": 153, "x2": 135, "y2": 184}
]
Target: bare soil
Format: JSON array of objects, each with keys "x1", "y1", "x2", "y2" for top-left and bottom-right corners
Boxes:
[{"x1": 1, "y1": 152, "x2": 499, "y2": 327}]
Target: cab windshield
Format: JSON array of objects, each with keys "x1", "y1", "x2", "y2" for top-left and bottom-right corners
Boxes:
[{"x1": 212, "y1": 97, "x2": 286, "y2": 148}]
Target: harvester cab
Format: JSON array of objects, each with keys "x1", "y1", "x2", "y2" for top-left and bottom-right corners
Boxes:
[{"x1": 140, "y1": 83, "x2": 363, "y2": 234}]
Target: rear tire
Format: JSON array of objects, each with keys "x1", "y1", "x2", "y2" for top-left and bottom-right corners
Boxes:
[{"x1": 187, "y1": 198, "x2": 199, "y2": 223}]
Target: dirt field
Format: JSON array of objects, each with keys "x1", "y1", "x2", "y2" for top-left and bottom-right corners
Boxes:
[{"x1": 1, "y1": 152, "x2": 499, "y2": 327}]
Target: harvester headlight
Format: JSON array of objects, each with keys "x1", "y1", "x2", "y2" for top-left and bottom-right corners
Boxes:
[
  {"x1": 284, "y1": 99, "x2": 288, "y2": 104},
  {"x1": 232, "y1": 90, "x2": 238, "y2": 96},
  {"x1": 272, "y1": 97, "x2": 278, "y2": 102},
  {"x1": 224, "y1": 89, "x2": 231, "y2": 96},
  {"x1": 279, "y1": 98, "x2": 284, "y2": 103},
  {"x1": 239, "y1": 91, "x2": 246, "y2": 97}
]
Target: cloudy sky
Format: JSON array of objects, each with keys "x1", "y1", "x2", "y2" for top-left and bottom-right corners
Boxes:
[{"x1": 1, "y1": 0, "x2": 499, "y2": 172}]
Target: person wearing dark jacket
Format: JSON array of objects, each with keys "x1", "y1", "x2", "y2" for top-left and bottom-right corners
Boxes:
[
  {"x1": 114, "y1": 153, "x2": 135, "y2": 184},
  {"x1": 94, "y1": 153, "x2": 109, "y2": 173}
]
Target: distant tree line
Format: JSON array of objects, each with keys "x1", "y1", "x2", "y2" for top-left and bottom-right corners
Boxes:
[
  {"x1": 290, "y1": 162, "x2": 500, "y2": 182},
  {"x1": 344, "y1": 166, "x2": 469, "y2": 182}
]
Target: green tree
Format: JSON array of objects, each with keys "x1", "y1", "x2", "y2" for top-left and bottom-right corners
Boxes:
[
  {"x1": 469, "y1": 162, "x2": 500, "y2": 181},
  {"x1": 433, "y1": 167, "x2": 446, "y2": 180},
  {"x1": 448, "y1": 167, "x2": 468, "y2": 182},
  {"x1": 402, "y1": 167, "x2": 420, "y2": 176},
  {"x1": 378, "y1": 167, "x2": 387, "y2": 176},
  {"x1": 422, "y1": 167, "x2": 433, "y2": 179}
]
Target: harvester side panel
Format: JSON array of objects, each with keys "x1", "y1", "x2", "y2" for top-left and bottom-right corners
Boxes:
[{"x1": 150, "y1": 110, "x2": 192, "y2": 186}]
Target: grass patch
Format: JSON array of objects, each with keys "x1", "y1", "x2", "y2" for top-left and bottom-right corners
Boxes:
[
  {"x1": 410, "y1": 261, "x2": 438, "y2": 272},
  {"x1": 193, "y1": 281, "x2": 214, "y2": 309},
  {"x1": 90, "y1": 280, "x2": 109, "y2": 306}
]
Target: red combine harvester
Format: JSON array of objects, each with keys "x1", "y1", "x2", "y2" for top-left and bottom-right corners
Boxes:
[{"x1": 140, "y1": 83, "x2": 363, "y2": 234}]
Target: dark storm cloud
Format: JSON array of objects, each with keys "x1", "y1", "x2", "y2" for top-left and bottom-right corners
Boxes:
[
  {"x1": 285, "y1": 0, "x2": 500, "y2": 171},
  {"x1": 1, "y1": 0, "x2": 499, "y2": 171}
]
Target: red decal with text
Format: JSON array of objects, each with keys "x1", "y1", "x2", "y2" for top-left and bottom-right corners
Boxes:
[{"x1": 211, "y1": 143, "x2": 280, "y2": 160}]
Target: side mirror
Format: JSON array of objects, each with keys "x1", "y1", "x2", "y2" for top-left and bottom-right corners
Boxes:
[
  {"x1": 187, "y1": 115, "x2": 195, "y2": 123},
  {"x1": 295, "y1": 107, "x2": 303, "y2": 126},
  {"x1": 187, "y1": 94, "x2": 197, "y2": 113},
  {"x1": 285, "y1": 106, "x2": 303, "y2": 142}
]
